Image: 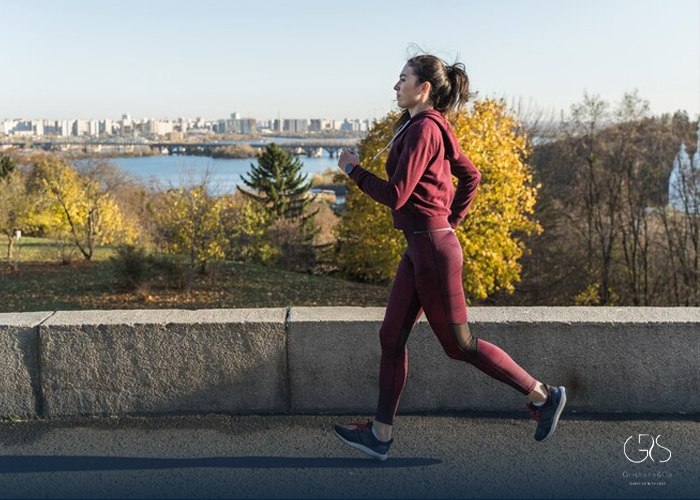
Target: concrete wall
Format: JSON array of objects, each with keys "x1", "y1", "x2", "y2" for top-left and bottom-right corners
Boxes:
[
  {"x1": 38, "y1": 309, "x2": 288, "y2": 418},
  {"x1": 0, "y1": 312, "x2": 52, "y2": 418},
  {"x1": 2, "y1": 307, "x2": 699, "y2": 419}
]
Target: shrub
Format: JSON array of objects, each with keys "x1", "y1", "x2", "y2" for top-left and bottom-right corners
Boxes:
[
  {"x1": 110, "y1": 245, "x2": 188, "y2": 292},
  {"x1": 110, "y1": 245, "x2": 154, "y2": 291},
  {"x1": 265, "y1": 217, "x2": 317, "y2": 273}
]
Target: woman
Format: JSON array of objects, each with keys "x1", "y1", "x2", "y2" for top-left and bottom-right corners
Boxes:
[{"x1": 334, "y1": 54, "x2": 567, "y2": 461}]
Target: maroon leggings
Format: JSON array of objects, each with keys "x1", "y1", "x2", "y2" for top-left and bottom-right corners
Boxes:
[{"x1": 375, "y1": 228, "x2": 537, "y2": 425}]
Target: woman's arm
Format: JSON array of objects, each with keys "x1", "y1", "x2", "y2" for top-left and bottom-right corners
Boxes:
[
  {"x1": 447, "y1": 151, "x2": 482, "y2": 229},
  {"x1": 345, "y1": 123, "x2": 439, "y2": 210}
]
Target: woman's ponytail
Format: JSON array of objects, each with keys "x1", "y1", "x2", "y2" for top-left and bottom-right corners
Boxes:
[{"x1": 444, "y1": 62, "x2": 470, "y2": 116}]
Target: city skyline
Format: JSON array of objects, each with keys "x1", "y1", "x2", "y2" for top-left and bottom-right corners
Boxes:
[
  {"x1": 2, "y1": 0, "x2": 699, "y2": 121},
  {"x1": 0, "y1": 113, "x2": 374, "y2": 124},
  {"x1": 0, "y1": 114, "x2": 372, "y2": 138}
]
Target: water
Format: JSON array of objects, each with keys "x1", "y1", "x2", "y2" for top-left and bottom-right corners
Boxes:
[{"x1": 106, "y1": 139, "x2": 356, "y2": 194}]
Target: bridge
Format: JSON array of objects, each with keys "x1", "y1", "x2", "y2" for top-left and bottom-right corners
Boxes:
[
  {"x1": 2, "y1": 139, "x2": 359, "y2": 158},
  {"x1": 2, "y1": 138, "x2": 147, "y2": 149},
  {"x1": 148, "y1": 140, "x2": 357, "y2": 158}
]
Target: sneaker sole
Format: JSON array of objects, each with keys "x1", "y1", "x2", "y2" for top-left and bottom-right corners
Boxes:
[
  {"x1": 540, "y1": 386, "x2": 567, "y2": 442},
  {"x1": 333, "y1": 429, "x2": 388, "y2": 461}
]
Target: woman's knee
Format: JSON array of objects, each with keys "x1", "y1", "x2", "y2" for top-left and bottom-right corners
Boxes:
[
  {"x1": 380, "y1": 326, "x2": 412, "y2": 353},
  {"x1": 442, "y1": 324, "x2": 479, "y2": 360},
  {"x1": 451, "y1": 323, "x2": 478, "y2": 354}
]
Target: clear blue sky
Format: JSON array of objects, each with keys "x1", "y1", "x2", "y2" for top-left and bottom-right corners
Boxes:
[{"x1": 2, "y1": 0, "x2": 698, "y2": 121}]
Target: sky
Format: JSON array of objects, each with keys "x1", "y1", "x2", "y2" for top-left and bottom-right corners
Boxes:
[{"x1": 1, "y1": 0, "x2": 698, "y2": 122}]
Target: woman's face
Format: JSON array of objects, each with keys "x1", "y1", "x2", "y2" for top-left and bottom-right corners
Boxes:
[{"x1": 394, "y1": 64, "x2": 428, "y2": 110}]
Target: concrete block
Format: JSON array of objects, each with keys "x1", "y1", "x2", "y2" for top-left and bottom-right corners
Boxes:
[
  {"x1": 39, "y1": 309, "x2": 288, "y2": 417},
  {"x1": 287, "y1": 307, "x2": 384, "y2": 413},
  {"x1": 289, "y1": 307, "x2": 700, "y2": 415},
  {"x1": 0, "y1": 312, "x2": 53, "y2": 418}
]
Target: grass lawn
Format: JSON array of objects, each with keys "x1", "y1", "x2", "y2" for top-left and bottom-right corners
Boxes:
[
  {"x1": 0, "y1": 237, "x2": 390, "y2": 312},
  {"x1": 7, "y1": 236, "x2": 116, "y2": 263}
]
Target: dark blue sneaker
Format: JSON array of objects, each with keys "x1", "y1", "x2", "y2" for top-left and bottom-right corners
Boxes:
[
  {"x1": 333, "y1": 420, "x2": 393, "y2": 461},
  {"x1": 527, "y1": 385, "x2": 567, "y2": 442}
]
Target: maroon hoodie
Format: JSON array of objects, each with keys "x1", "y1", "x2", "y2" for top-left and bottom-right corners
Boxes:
[{"x1": 348, "y1": 109, "x2": 482, "y2": 232}]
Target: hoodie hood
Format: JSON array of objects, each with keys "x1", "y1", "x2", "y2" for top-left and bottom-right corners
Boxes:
[
  {"x1": 348, "y1": 107, "x2": 481, "y2": 233},
  {"x1": 409, "y1": 109, "x2": 461, "y2": 161}
]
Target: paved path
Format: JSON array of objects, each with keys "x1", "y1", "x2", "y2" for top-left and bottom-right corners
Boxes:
[{"x1": 0, "y1": 413, "x2": 698, "y2": 499}]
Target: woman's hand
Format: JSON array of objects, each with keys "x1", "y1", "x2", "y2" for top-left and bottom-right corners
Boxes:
[{"x1": 338, "y1": 148, "x2": 360, "y2": 171}]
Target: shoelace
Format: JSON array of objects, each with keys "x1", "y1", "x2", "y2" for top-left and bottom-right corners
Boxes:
[{"x1": 346, "y1": 419, "x2": 372, "y2": 432}]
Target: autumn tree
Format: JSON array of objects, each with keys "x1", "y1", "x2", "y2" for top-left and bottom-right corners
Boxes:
[
  {"x1": 334, "y1": 115, "x2": 410, "y2": 283},
  {"x1": 150, "y1": 181, "x2": 224, "y2": 292},
  {"x1": 0, "y1": 163, "x2": 33, "y2": 267},
  {"x1": 335, "y1": 100, "x2": 540, "y2": 301},
  {"x1": 77, "y1": 158, "x2": 155, "y2": 247},
  {"x1": 27, "y1": 154, "x2": 135, "y2": 261},
  {"x1": 520, "y1": 96, "x2": 696, "y2": 306},
  {"x1": 217, "y1": 190, "x2": 274, "y2": 264},
  {"x1": 660, "y1": 115, "x2": 700, "y2": 305}
]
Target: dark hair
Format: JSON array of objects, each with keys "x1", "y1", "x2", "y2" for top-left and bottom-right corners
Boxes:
[{"x1": 395, "y1": 54, "x2": 470, "y2": 131}]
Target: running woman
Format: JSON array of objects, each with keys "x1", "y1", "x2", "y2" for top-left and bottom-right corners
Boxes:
[{"x1": 334, "y1": 53, "x2": 567, "y2": 461}]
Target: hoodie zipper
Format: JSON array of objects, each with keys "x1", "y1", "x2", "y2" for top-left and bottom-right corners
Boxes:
[{"x1": 372, "y1": 119, "x2": 412, "y2": 161}]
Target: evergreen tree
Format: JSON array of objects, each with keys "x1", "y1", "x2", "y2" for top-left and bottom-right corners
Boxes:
[
  {"x1": 0, "y1": 154, "x2": 16, "y2": 182},
  {"x1": 238, "y1": 143, "x2": 316, "y2": 224}
]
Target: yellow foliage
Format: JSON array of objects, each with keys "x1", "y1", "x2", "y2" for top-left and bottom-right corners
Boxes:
[
  {"x1": 451, "y1": 100, "x2": 541, "y2": 299},
  {"x1": 334, "y1": 115, "x2": 406, "y2": 283},
  {"x1": 28, "y1": 154, "x2": 136, "y2": 259},
  {"x1": 217, "y1": 193, "x2": 275, "y2": 264},
  {"x1": 335, "y1": 100, "x2": 541, "y2": 300},
  {"x1": 151, "y1": 186, "x2": 227, "y2": 267}
]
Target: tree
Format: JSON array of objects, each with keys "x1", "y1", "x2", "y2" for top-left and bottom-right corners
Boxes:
[
  {"x1": 27, "y1": 154, "x2": 134, "y2": 261},
  {"x1": 452, "y1": 100, "x2": 541, "y2": 299},
  {"x1": 612, "y1": 92, "x2": 664, "y2": 306},
  {"x1": 217, "y1": 191, "x2": 274, "y2": 265},
  {"x1": 0, "y1": 154, "x2": 16, "y2": 181},
  {"x1": 239, "y1": 143, "x2": 321, "y2": 270},
  {"x1": 239, "y1": 143, "x2": 316, "y2": 223},
  {"x1": 521, "y1": 95, "x2": 696, "y2": 306},
  {"x1": 0, "y1": 166, "x2": 33, "y2": 268},
  {"x1": 661, "y1": 206, "x2": 700, "y2": 305},
  {"x1": 660, "y1": 115, "x2": 700, "y2": 305},
  {"x1": 77, "y1": 157, "x2": 153, "y2": 247},
  {"x1": 334, "y1": 115, "x2": 412, "y2": 283},
  {"x1": 150, "y1": 181, "x2": 225, "y2": 292},
  {"x1": 335, "y1": 100, "x2": 541, "y2": 301}
]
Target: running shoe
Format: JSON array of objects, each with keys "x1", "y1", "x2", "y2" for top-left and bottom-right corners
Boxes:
[
  {"x1": 527, "y1": 385, "x2": 567, "y2": 442},
  {"x1": 333, "y1": 420, "x2": 393, "y2": 461}
]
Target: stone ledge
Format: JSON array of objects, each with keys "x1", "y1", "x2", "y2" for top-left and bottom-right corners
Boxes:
[
  {"x1": 0, "y1": 312, "x2": 53, "y2": 418},
  {"x1": 38, "y1": 308, "x2": 288, "y2": 418},
  {"x1": 2, "y1": 307, "x2": 699, "y2": 419},
  {"x1": 287, "y1": 307, "x2": 700, "y2": 414}
]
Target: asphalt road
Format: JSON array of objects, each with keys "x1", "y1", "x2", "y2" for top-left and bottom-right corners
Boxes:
[{"x1": 0, "y1": 412, "x2": 698, "y2": 499}]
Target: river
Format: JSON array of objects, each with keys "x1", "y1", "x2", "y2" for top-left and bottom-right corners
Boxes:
[{"x1": 106, "y1": 137, "x2": 358, "y2": 194}]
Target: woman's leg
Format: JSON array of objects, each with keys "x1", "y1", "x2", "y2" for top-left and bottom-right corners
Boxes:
[
  {"x1": 411, "y1": 230, "x2": 538, "y2": 395},
  {"x1": 375, "y1": 249, "x2": 424, "y2": 429}
]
